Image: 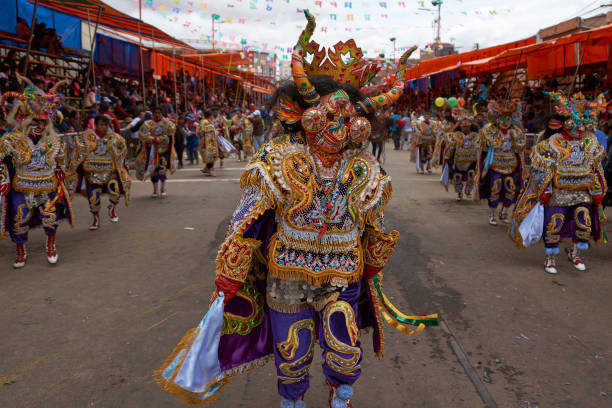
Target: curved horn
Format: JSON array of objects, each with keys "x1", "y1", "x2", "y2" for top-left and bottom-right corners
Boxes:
[
  {"x1": 50, "y1": 79, "x2": 70, "y2": 93},
  {"x1": 291, "y1": 9, "x2": 320, "y2": 106},
  {"x1": 355, "y1": 46, "x2": 417, "y2": 115},
  {"x1": 15, "y1": 73, "x2": 34, "y2": 89}
]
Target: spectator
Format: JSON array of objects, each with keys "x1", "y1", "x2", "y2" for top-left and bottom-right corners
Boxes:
[
  {"x1": 83, "y1": 86, "x2": 96, "y2": 109},
  {"x1": 161, "y1": 97, "x2": 174, "y2": 116},
  {"x1": 250, "y1": 110, "x2": 265, "y2": 151},
  {"x1": 87, "y1": 102, "x2": 120, "y2": 133},
  {"x1": 389, "y1": 110, "x2": 402, "y2": 150},
  {"x1": 16, "y1": 17, "x2": 31, "y2": 41},
  {"x1": 114, "y1": 99, "x2": 130, "y2": 121},
  {"x1": 185, "y1": 119, "x2": 199, "y2": 165},
  {"x1": 175, "y1": 115, "x2": 187, "y2": 169}
]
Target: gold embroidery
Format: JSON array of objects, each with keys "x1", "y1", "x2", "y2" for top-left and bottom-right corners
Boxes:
[
  {"x1": 545, "y1": 213, "x2": 565, "y2": 245},
  {"x1": 362, "y1": 229, "x2": 399, "y2": 270},
  {"x1": 222, "y1": 281, "x2": 265, "y2": 335},
  {"x1": 13, "y1": 203, "x2": 32, "y2": 235},
  {"x1": 282, "y1": 152, "x2": 317, "y2": 228},
  {"x1": 40, "y1": 200, "x2": 57, "y2": 229},
  {"x1": 216, "y1": 235, "x2": 262, "y2": 282},
  {"x1": 490, "y1": 178, "x2": 502, "y2": 200},
  {"x1": 504, "y1": 175, "x2": 517, "y2": 200},
  {"x1": 574, "y1": 206, "x2": 592, "y2": 241},
  {"x1": 322, "y1": 301, "x2": 361, "y2": 376},
  {"x1": 89, "y1": 187, "x2": 103, "y2": 213},
  {"x1": 277, "y1": 319, "x2": 315, "y2": 383}
]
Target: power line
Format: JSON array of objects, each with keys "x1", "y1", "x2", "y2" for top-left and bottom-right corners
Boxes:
[{"x1": 564, "y1": 0, "x2": 599, "y2": 20}]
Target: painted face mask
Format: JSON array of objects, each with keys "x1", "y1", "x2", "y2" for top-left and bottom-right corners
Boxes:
[
  {"x1": 301, "y1": 89, "x2": 371, "y2": 153},
  {"x1": 284, "y1": 10, "x2": 417, "y2": 152}
]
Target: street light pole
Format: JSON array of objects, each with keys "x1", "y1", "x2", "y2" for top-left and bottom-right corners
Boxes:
[
  {"x1": 431, "y1": 0, "x2": 442, "y2": 57},
  {"x1": 211, "y1": 15, "x2": 215, "y2": 51}
]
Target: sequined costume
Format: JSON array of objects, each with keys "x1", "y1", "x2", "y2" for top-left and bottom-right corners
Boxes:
[
  {"x1": 197, "y1": 118, "x2": 219, "y2": 165},
  {"x1": 68, "y1": 128, "x2": 130, "y2": 226},
  {"x1": 155, "y1": 10, "x2": 437, "y2": 408},
  {"x1": 135, "y1": 117, "x2": 176, "y2": 183},
  {"x1": 0, "y1": 77, "x2": 73, "y2": 268},
  {"x1": 411, "y1": 117, "x2": 440, "y2": 173},
  {"x1": 475, "y1": 101, "x2": 526, "y2": 224},
  {"x1": 510, "y1": 92, "x2": 607, "y2": 274},
  {"x1": 242, "y1": 117, "x2": 255, "y2": 158},
  {"x1": 442, "y1": 109, "x2": 481, "y2": 200}
]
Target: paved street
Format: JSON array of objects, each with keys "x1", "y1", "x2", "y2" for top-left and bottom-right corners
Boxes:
[{"x1": 1, "y1": 146, "x2": 611, "y2": 408}]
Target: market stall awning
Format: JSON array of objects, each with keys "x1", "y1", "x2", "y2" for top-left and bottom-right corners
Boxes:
[
  {"x1": 405, "y1": 37, "x2": 536, "y2": 81},
  {"x1": 183, "y1": 52, "x2": 252, "y2": 67},
  {"x1": 30, "y1": 0, "x2": 193, "y2": 50}
]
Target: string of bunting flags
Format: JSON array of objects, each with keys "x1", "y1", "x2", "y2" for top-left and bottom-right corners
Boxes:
[{"x1": 133, "y1": 0, "x2": 515, "y2": 62}]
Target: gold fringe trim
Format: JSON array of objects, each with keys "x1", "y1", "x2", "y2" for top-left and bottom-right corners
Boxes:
[
  {"x1": 367, "y1": 277, "x2": 385, "y2": 358},
  {"x1": 153, "y1": 328, "x2": 230, "y2": 406},
  {"x1": 221, "y1": 355, "x2": 273, "y2": 379},
  {"x1": 267, "y1": 263, "x2": 362, "y2": 286},
  {"x1": 266, "y1": 291, "x2": 340, "y2": 314}
]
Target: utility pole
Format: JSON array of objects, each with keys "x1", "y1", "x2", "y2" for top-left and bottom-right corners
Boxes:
[
  {"x1": 211, "y1": 15, "x2": 215, "y2": 51},
  {"x1": 431, "y1": 0, "x2": 443, "y2": 57}
]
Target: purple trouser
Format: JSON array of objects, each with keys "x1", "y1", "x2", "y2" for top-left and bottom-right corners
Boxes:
[
  {"x1": 8, "y1": 190, "x2": 58, "y2": 244},
  {"x1": 452, "y1": 163, "x2": 476, "y2": 194},
  {"x1": 86, "y1": 179, "x2": 120, "y2": 214},
  {"x1": 151, "y1": 150, "x2": 171, "y2": 183},
  {"x1": 488, "y1": 169, "x2": 519, "y2": 208},
  {"x1": 544, "y1": 203, "x2": 592, "y2": 249},
  {"x1": 269, "y1": 280, "x2": 363, "y2": 401},
  {"x1": 419, "y1": 144, "x2": 433, "y2": 166}
]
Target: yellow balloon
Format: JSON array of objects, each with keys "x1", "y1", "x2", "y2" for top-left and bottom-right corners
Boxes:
[{"x1": 435, "y1": 97, "x2": 445, "y2": 108}]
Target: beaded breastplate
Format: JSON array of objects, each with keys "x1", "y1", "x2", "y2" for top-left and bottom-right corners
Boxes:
[
  {"x1": 84, "y1": 135, "x2": 115, "y2": 184},
  {"x1": 417, "y1": 122, "x2": 436, "y2": 145},
  {"x1": 545, "y1": 134, "x2": 601, "y2": 190},
  {"x1": 244, "y1": 135, "x2": 389, "y2": 287},
  {"x1": 483, "y1": 125, "x2": 523, "y2": 174},
  {"x1": 452, "y1": 132, "x2": 479, "y2": 163},
  {"x1": 11, "y1": 133, "x2": 61, "y2": 194}
]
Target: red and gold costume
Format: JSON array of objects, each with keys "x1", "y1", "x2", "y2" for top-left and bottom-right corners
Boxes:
[{"x1": 0, "y1": 77, "x2": 73, "y2": 268}]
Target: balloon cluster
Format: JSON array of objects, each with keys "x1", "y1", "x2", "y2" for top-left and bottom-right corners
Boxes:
[{"x1": 434, "y1": 96, "x2": 464, "y2": 108}]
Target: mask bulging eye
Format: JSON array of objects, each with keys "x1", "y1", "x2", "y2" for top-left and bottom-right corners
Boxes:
[
  {"x1": 349, "y1": 116, "x2": 371, "y2": 144},
  {"x1": 301, "y1": 107, "x2": 327, "y2": 133}
]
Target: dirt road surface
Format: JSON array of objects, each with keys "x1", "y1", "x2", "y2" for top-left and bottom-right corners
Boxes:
[{"x1": 1, "y1": 147, "x2": 610, "y2": 408}]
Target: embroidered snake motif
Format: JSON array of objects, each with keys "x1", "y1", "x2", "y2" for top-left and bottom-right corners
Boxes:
[
  {"x1": 282, "y1": 152, "x2": 317, "y2": 226},
  {"x1": 323, "y1": 301, "x2": 361, "y2": 376},
  {"x1": 277, "y1": 319, "x2": 315, "y2": 383},
  {"x1": 341, "y1": 158, "x2": 370, "y2": 224}
]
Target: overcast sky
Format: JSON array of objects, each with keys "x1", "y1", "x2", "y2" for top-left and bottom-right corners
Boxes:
[{"x1": 103, "y1": 0, "x2": 605, "y2": 58}]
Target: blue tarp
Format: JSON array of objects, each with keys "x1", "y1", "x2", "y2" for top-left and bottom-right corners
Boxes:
[
  {"x1": 94, "y1": 33, "x2": 150, "y2": 76},
  {"x1": 0, "y1": 0, "x2": 81, "y2": 49}
]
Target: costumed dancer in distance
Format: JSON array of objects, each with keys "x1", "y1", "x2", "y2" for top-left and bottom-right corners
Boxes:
[
  {"x1": 68, "y1": 115, "x2": 130, "y2": 230},
  {"x1": 0, "y1": 77, "x2": 73, "y2": 268},
  {"x1": 155, "y1": 10, "x2": 437, "y2": 408},
  {"x1": 197, "y1": 110, "x2": 220, "y2": 177},
  {"x1": 135, "y1": 106, "x2": 176, "y2": 198},
  {"x1": 411, "y1": 113, "x2": 439, "y2": 174},
  {"x1": 510, "y1": 92, "x2": 607, "y2": 274},
  {"x1": 441, "y1": 107, "x2": 481, "y2": 201},
  {"x1": 476, "y1": 100, "x2": 526, "y2": 225}
]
